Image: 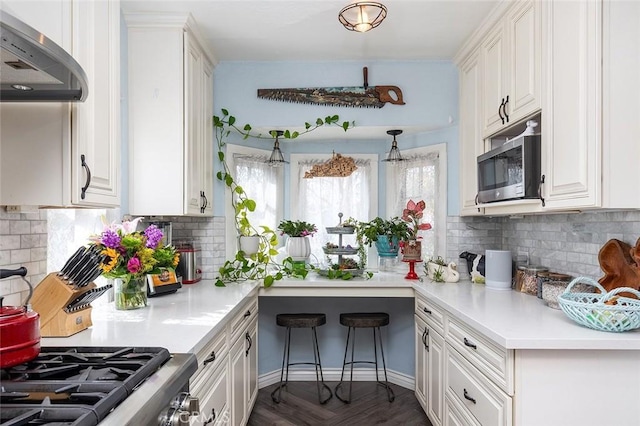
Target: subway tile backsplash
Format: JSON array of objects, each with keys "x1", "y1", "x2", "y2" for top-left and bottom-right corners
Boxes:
[
  {"x1": 447, "y1": 210, "x2": 640, "y2": 279},
  {"x1": 2, "y1": 208, "x2": 639, "y2": 303}
]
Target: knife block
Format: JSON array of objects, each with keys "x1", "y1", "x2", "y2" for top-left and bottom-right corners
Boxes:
[{"x1": 31, "y1": 273, "x2": 96, "y2": 337}]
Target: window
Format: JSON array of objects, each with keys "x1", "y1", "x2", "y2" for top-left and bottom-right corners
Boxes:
[
  {"x1": 386, "y1": 144, "x2": 447, "y2": 260},
  {"x1": 224, "y1": 144, "x2": 283, "y2": 258},
  {"x1": 291, "y1": 153, "x2": 378, "y2": 265}
]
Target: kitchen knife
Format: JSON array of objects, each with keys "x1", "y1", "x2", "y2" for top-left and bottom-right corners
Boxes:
[
  {"x1": 65, "y1": 284, "x2": 112, "y2": 312},
  {"x1": 63, "y1": 248, "x2": 92, "y2": 283},
  {"x1": 57, "y1": 246, "x2": 85, "y2": 277},
  {"x1": 70, "y1": 249, "x2": 102, "y2": 287}
]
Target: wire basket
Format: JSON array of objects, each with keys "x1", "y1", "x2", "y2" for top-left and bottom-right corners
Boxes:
[{"x1": 558, "y1": 277, "x2": 640, "y2": 333}]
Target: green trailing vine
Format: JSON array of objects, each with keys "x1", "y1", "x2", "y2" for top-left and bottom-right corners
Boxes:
[{"x1": 213, "y1": 109, "x2": 354, "y2": 287}]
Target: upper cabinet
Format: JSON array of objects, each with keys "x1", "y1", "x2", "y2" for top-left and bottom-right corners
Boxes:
[
  {"x1": 126, "y1": 13, "x2": 215, "y2": 217},
  {"x1": 0, "y1": 0, "x2": 121, "y2": 208},
  {"x1": 481, "y1": 0, "x2": 541, "y2": 137}
]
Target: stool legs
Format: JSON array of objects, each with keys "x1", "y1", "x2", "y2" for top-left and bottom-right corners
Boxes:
[
  {"x1": 335, "y1": 326, "x2": 395, "y2": 404},
  {"x1": 271, "y1": 325, "x2": 332, "y2": 405}
]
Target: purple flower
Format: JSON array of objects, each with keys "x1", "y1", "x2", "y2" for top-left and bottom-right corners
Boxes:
[
  {"x1": 144, "y1": 225, "x2": 164, "y2": 248},
  {"x1": 101, "y1": 229, "x2": 121, "y2": 248},
  {"x1": 127, "y1": 257, "x2": 142, "y2": 274}
]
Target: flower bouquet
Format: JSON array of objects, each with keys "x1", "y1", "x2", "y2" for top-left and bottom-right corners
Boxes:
[{"x1": 89, "y1": 217, "x2": 179, "y2": 310}]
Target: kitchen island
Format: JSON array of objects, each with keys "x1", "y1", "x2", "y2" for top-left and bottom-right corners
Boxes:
[{"x1": 41, "y1": 274, "x2": 640, "y2": 426}]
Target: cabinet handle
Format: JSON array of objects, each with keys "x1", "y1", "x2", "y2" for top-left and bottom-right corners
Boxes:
[
  {"x1": 463, "y1": 388, "x2": 477, "y2": 404},
  {"x1": 204, "y1": 407, "x2": 216, "y2": 424},
  {"x1": 423, "y1": 307, "x2": 432, "y2": 315},
  {"x1": 423, "y1": 327, "x2": 430, "y2": 352},
  {"x1": 245, "y1": 332, "x2": 252, "y2": 357},
  {"x1": 538, "y1": 174, "x2": 546, "y2": 207},
  {"x1": 503, "y1": 95, "x2": 509, "y2": 123},
  {"x1": 498, "y1": 98, "x2": 505, "y2": 124},
  {"x1": 243, "y1": 310, "x2": 251, "y2": 318},
  {"x1": 203, "y1": 350, "x2": 216, "y2": 365},
  {"x1": 80, "y1": 154, "x2": 91, "y2": 200},
  {"x1": 463, "y1": 337, "x2": 477, "y2": 350},
  {"x1": 475, "y1": 193, "x2": 480, "y2": 212}
]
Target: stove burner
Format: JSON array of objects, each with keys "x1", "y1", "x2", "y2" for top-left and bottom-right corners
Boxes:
[{"x1": 0, "y1": 347, "x2": 171, "y2": 426}]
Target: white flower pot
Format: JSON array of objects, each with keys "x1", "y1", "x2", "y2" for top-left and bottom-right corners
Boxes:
[
  {"x1": 238, "y1": 235, "x2": 260, "y2": 256},
  {"x1": 286, "y1": 236, "x2": 311, "y2": 262}
]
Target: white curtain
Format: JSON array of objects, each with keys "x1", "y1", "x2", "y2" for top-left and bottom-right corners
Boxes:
[
  {"x1": 233, "y1": 154, "x2": 280, "y2": 234},
  {"x1": 297, "y1": 158, "x2": 371, "y2": 265},
  {"x1": 390, "y1": 152, "x2": 440, "y2": 260}
]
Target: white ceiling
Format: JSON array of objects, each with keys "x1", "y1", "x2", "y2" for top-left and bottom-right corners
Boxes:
[{"x1": 121, "y1": 0, "x2": 499, "y2": 62}]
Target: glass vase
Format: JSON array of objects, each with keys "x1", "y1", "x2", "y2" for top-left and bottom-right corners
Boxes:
[{"x1": 114, "y1": 276, "x2": 147, "y2": 310}]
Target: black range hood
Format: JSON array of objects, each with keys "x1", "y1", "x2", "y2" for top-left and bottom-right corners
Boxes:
[{"x1": 0, "y1": 9, "x2": 87, "y2": 102}]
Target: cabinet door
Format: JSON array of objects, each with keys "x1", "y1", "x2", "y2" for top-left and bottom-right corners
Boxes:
[
  {"x1": 415, "y1": 316, "x2": 428, "y2": 409},
  {"x1": 541, "y1": 0, "x2": 601, "y2": 210},
  {"x1": 229, "y1": 336, "x2": 246, "y2": 426},
  {"x1": 427, "y1": 328, "x2": 444, "y2": 426},
  {"x1": 506, "y1": 0, "x2": 540, "y2": 124},
  {"x1": 458, "y1": 50, "x2": 484, "y2": 216},
  {"x1": 481, "y1": 24, "x2": 507, "y2": 136},
  {"x1": 71, "y1": 0, "x2": 120, "y2": 206},
  {"x1": 184, "y1": 32, "x2": 205, "y2": 215},
  {"x1": 201, "y1": 58, "x2": 214, "y2": 216}
]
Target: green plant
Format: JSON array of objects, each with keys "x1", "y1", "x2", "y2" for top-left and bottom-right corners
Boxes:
[
  {"x1": 431, "y1": 266, "x2": 445, "y2": 283},
  {"x1": 277, "y1": 220, "x2": 318, "y2": 237},
  {"x1": 358, "y1": 217, "x2": 411, "y2": 247},
  {"x1": 213, "y1": 109, "x2": 353, "y2": 287},
  {"x1": 429, "y1": 256, "x2": 447, "y2": 266},
  {"x1": 342, "y1": 217, "x2": 367, "y2": 269}
]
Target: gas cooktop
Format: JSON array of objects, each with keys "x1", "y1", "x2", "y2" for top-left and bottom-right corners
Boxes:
[{"x1": 0, "y1": 346, "x2": 177, "y2": 426}]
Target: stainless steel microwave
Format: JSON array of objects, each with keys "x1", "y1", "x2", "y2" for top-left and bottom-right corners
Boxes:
[{"x1": 477, "y1": 135, "x2": 541, "y2": 204}]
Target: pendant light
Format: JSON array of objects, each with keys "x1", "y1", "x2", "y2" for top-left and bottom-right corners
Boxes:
[
  {"x1": 382, "y1": 129, "x2": 404, "y2": 162},
  {"x1": 338, "y1": 2, "x2": 387, "y2": 33},
  {"x1": 266, "y1": 130, "x2": 288, "y2": 167}
]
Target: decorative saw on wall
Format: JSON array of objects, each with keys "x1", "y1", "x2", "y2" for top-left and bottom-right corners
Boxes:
[{"x1": 257, "y1": 67, "x2": 405, "y2": 109}]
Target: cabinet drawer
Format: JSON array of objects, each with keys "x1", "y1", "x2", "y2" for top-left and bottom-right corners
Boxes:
[
  {"x1": 446, "y1": 316, "x2": 514, "y2": 394},
  {"x1": 192, "y1": 330, "x2": 227, "y2": 390},
  {"x1": 415, "y1": 293, "x2": 445, "y2": 334},
  {"x1": 445, "y1": 345, "x2": 512, "y2": 426},
  {"x1": 228, "y1": 297, "x2": 258, "y2": 343},
  {"x1": 444, "y1": 395, "x2": 481, "y2": 426}
]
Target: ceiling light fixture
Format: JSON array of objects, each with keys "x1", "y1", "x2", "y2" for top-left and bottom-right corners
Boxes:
[
  {"x1": 382, "y1": 129, "x2": 404, "y2": 163},
  {"x1": 266, "y1": 130, "x2": 288, "y2": 167},
  {"x1": 338, "y1": 2, "x2": 387, "y2": 33}
]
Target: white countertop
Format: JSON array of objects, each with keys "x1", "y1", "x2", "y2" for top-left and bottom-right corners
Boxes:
[
  {"x1": 42, "y1": 273, "x2": 640, "y2": 353},
  {"x1": 413, "y1": 281, "x2": 640, "y2": 350},
  {"x1": 42, "y1": 281, "x2": 259, "y2": 354}
]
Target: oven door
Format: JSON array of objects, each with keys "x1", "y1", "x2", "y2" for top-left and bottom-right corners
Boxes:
[{"x1": 477, "y1": 141, "x2": 525, "y2": 203}]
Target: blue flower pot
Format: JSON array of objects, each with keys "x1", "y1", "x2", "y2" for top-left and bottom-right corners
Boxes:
[{"x1": 375, "y1": 235, "x2": 400, "y2": 257}]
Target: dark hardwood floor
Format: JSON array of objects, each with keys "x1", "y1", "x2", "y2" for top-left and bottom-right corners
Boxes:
[{"x1": 248, "y1": 381, "x2": 433, "y2": 426}]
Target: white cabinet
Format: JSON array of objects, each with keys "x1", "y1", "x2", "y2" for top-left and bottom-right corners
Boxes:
[
  {"x1": 415, "y1": 294, "x2": 445, "y2": 426},
  {"x1": 228, "y1": 297, "x2": 258, "y2": 426},
  {"x1": 126, "y1": 13, "x2": 214, "y2": 216},
  {"x1": 542, "y1": 0, "x2": 640, "y2": 210},
  {"x1": 458, "y1": 49, "x2": 484, "y2": 216},
  {"x1": 482, "y1": 0, "x2": 541, "y2": 137},
  {"x1": 1, "y1": 0, "x2": 120, "y2": 207}
]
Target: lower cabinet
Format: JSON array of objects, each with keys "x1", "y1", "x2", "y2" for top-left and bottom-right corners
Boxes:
[{"x1": 190, "y1": 293, "x2": 258, "y2": 426}]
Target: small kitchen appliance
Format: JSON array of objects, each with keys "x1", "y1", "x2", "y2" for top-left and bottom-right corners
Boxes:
[
  {"x1": 485, "y1": 250, "x2": 513, "y2": 290},
  {"x1": 175, "y1": 240, "x2": 202, "y2": 284},
  {"x1": 477, "y1": 133, "x2": 541, "y2": 204}
]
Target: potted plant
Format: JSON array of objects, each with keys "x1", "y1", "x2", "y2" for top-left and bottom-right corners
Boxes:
[
  {"x1": 425, "y1": 256, "x2": 460, "y2": 283},
  {"x1": 400, "y1": 199, "x2": 432, "y2": 261},
  {"x1": 213, "y1": 109, "x2": 354, "y2": 287},
  {"x1": 358, "y1": 217, "x2": 410, "y2": 257},
  {"x1": 277, "y1": 220, "x2": 318, "y2": 262}
]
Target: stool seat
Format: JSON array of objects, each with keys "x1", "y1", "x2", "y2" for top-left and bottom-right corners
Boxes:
[
  {"x1": 277, "y1": 313, "x2": 326, "y2": 328},
  {"x1": 339, "y1": 312, "x2": 389, "y2": 328}
]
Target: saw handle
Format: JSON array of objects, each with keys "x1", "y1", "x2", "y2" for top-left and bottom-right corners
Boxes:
[
  {"x1": 363, "y1": 67, "x2": 369, "y2": 89},
  {"x1": 375, "y1": 86, "x2": 405, "y2": 105}
]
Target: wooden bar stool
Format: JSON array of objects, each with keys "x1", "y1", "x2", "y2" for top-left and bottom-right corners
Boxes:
[
  {"x1": 335, "y1": 312, "x2": 395, "y2": 403},
  {"x1": 271, "y1": 313, "x2": 332, "y2": 404}
]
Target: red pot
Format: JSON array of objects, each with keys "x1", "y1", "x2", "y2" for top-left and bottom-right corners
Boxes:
[{"x1": 0, "y1": 303, "x2": 41, "y2": 368}]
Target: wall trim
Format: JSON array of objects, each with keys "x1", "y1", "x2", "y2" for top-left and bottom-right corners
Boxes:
[{"x1": 258, "y1": 367, "x2": 414, "y2": 391}]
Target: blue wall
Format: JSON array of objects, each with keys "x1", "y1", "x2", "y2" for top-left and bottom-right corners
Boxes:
[{"x1": 212, "y1": 60, "x2": 460, "y2": 217}]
